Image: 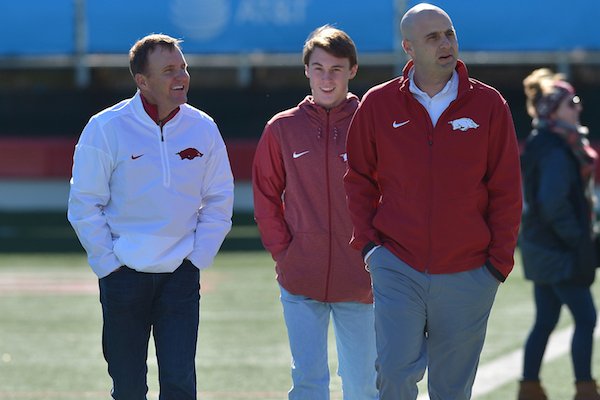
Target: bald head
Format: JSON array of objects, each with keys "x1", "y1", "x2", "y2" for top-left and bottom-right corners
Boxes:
[
  {"x1": 399, "y1": 3, "x2": 458, "y2": 92},
  {"x1": 400, "y1": 3, "x2": 453, "y2": 41}
]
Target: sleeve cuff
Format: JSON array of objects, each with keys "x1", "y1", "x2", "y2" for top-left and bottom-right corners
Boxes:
[
  {"x1": 363, "y1": 245, "x2": 381, "y2": 264},
  {"x1": 361, "y1": 241, "x2": 378, "y2": 258},
  {"x1": 485, "y1": 260, "x2": 506, "y2": 282}
]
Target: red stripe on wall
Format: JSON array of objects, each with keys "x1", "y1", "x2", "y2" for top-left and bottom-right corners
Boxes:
[
  {"x1": 0, "y1": 137, "x2": 77, "y2": 179},
  {"x1": 0, "y1": 137, "x2": 257, "y2": 181},
  {"x1": 1, "y1": 137, "x2": 599, "y2": 184}
]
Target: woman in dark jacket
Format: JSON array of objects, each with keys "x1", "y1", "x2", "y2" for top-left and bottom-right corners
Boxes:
[{"x1": 518, "y1": 68, "x2": 600, "y2": 400}]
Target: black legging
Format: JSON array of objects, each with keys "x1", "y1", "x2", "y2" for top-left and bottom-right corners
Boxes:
[{"x1": 523, "y1": 282, "x2": 597, "y2": 381}]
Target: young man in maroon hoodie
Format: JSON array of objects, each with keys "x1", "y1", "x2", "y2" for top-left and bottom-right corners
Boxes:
[
  {"x1": 344, "y1": 3, "x2": 522, "y2": 400},
  {"x1": 252, "y1": 26, "x2": 377, "y2": 400}
]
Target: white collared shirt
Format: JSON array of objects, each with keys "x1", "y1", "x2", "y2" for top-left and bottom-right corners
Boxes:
[{"x1": 408, "y1": 69, "x2": 458, "y2": 126}]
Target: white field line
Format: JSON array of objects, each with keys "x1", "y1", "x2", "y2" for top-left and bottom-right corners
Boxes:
[{"x1": 417, "y1": 325, "x2": 600, "y2": 400}]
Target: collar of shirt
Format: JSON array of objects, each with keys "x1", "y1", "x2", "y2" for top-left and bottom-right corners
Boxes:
[
  {"x1": 140, "y1": 93, "x2": 180, "y2": 126},
  {"x1": 408, "y1": 68, "x2": 458, "y2": 127}
]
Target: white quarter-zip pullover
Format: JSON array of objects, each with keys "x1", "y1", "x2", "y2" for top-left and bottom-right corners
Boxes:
[{"x1": 68, "y1": 91, "x2": 234, "y2": 278}]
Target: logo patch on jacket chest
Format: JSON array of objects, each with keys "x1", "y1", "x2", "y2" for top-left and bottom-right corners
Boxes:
[
  {"x1": 177, "y1": 148, "x2": 203, "y2": 160},
  {"x1": 449, "y1": 118, "x2": 479, "y2": 132},
  {"x1": 292, "y1": 150, "x2": 310, "y2": 159}
]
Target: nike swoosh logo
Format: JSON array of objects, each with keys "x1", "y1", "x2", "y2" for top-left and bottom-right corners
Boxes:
[
  {"x1": 131, "y1": 154, "x2": 144, "y2": 160},
  {"x1": 392, "y1": 120, "x2": 410, "y2": 128},
  {"x1": 293, "y1": 151, "x2": 310, "y2": 159}
]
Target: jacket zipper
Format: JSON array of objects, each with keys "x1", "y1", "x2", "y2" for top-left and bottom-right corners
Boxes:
[
  {"x1": 324, "y1": 110, "x2": 333, "y2": 300},
  {"x1": 158, "y1": 121, "x2": 171, "y2": 187},
  {"x1": 410, "y1": 96, "x2": 435, "y2": 272},
  {"x1": 426, "y1": 122, "x2": 433, "y2": 272},
  {"x1": 423, "y1": 98, "x2": 461, "y2": 271}
]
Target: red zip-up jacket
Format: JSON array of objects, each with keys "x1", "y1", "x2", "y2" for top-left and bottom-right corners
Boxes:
[
  {"x1": 253, "y1": 94, "x2": 372, "y2": 303},
  {"x1": 344, "y1": 61, "x2": 522, "y2": 280}
]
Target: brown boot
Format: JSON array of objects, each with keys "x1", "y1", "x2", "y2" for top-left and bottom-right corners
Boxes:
[
  {"x1": 575, "y1": 380, "x2": 600, "y2": 400},
  {"x1": 518, "y1": 380, "x2": 548, "y2": 400}
]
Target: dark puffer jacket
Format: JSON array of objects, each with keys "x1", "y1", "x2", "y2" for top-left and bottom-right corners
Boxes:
[{"x1": 520, "y1": 128, "x2": 596, "y2": 286}]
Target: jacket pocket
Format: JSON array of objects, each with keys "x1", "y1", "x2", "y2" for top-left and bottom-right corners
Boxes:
[
  {"x1": 520, "y1": 239, "x2": 573, "y2": 284},
  {"x1": 275, "y1": 232, "x2": 329, "y2": 297}
]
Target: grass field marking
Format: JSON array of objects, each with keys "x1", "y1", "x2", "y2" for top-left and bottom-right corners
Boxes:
[
  {"x1": 0, "y1": 391, "x2": 292, "y2": 399},
  {"x1": 0, "y1": 390, "x2": 321, "y2": 399},
  {"x1": 0, "y1": 273, "x2": 98, "y2": 295},
  {"x1": 0, "y1": 269, "x2": 218, "y2": 295},
  {"x1": 416, "y1": 325, "x2": 600, "y2": 399}
]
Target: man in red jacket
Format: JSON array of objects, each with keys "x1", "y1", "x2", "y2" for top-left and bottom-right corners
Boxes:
[
  {"x1": 344, "y1": 3, "x2": 522, "y2": 399},
  {"x1": 253, "y1": 26, "x2": 377, "y2": 399}
]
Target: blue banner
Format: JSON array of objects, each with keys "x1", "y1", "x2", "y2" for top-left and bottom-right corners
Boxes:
[
  {"x1": 86, "y1": 0, "x2": 393, "y2": 53},
  {"x1": 0, "y1": 0, "x2": 598, "y2": 55},
  {"x1": 1, "y1": 1, "x2": 74, "y2": 54},
  {"x1": 432, "y1": 0, "x2": 599, "y2": 52}
]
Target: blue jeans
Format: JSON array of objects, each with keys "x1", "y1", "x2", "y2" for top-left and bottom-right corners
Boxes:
[
  {"x1": 367, "y1": 246, "x2": 499, "y2": 400},
  {"x1": 99, "y1": 260, "x2": 200, "y2": 400},
  {"x1": 279, "y1": 286, "x2": 378, "y2": 400},
  {"x1": 523, "y1": 283, "x2": 597, "y2": 381}
]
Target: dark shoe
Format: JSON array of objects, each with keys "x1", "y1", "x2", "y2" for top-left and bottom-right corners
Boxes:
[
  {"x1": 575, "y1": 380, "x2": 600, "y2": 400},
  {"x1": 518, "y1": 380, "x2": 548, "y2": 400}
]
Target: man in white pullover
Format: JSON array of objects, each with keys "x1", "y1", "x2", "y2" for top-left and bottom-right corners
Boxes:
[{"x1": 67, "y1": 34, "x2": 234, "y2": 400}]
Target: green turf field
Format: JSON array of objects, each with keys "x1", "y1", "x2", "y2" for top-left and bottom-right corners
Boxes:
[{"x1": 0, "y1": 250, "x2": 599, "y2": 399}]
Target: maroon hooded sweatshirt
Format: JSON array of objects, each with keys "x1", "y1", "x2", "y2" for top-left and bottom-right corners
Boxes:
[{"x1": 253, "y1": 94, "x2": 372, "y2": 303}]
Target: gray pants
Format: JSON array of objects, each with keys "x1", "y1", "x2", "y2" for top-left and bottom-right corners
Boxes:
[{"x1": 367, "y1": 246, "x2": 499, "y2": 400}]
